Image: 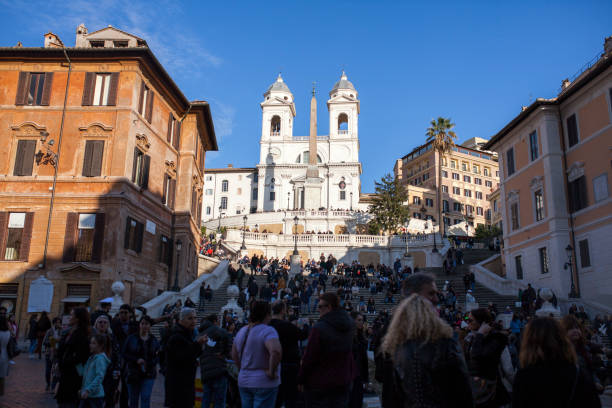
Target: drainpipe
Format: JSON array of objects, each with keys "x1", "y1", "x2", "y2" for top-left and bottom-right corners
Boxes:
[
  {"x1": 557, "y1": 106, "x2": 580, "y2": 297},
  {"x1": 168, "y1": 103, "x2": 193, "y2": 289},
  {"x1": 41, "y1": 48, "x2": 71, "y2": 270}
]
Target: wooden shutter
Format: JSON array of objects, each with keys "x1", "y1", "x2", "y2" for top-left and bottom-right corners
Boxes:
[
  {"x1": 90, "y1": 141, "x2": 104, "y2": 177},
  {"x1": 145, "y1": 91, "x2": 154, "y2": 123},
  {"x1": 138, "y1": 81, "x2": 145, "y2": 114},
  {"x1": 62, "y1": 212, "x2": 78, "y2": 263},
  {"x1": 168, "y1": 179, "x2": 176, "y2": 210},
  {"x1": 107, "y1": 72, "x2": 119, "y2": 106},
  {"x1": 40, "y1": 72, "x2": 53, "y2": 106},
  {"x1": 173, "y1": 120, "x2": 181, "y2": 150},
  {"x1": 141, "y1": 155, "x2": 150, "y2": 189},
  {"x1": 162, "y1": 174, "x2": 169, "y2": 204},
  {"x1": 15, "y1": 72, "x2": 29, "y2": 105},
  {"x1": 131, "y1": 148, "x2": 139, "y2": 183},
  {"x1": 81, "y1": 72, "x2": 95, "y2": 106},
  {"x1": 124, "y1": 217, "x2": 132, "y2": 249},
  {"x1": 135, "y1": 221, "x2": 144, "y2": 253},
  {"x1": 19, "y1": 212, "x2": 34, "y2": 262},
  {"x1": 167, "y1": 113, "x2": 173, "y2": 143},
  {"x1": 0, "y1": 212, "x2": 8, "y2": 259},
  {"x1": 14, "y1": 140, "x2": 36, "y2": 176},
  {"x1": 91, "y1": 213, "x2": 105, "y2": 263},
  {"x1": 82, "y1": 140, "x2": 94, "y2": 176}
]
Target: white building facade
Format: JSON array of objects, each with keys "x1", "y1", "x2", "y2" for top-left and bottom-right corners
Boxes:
[{"x1": 202, "y1": 72, "x2": 363, "y2": 223}]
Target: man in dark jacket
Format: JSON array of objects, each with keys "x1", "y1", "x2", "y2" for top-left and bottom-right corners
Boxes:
[
  {"x1": 166, "y1": 307, "x2": 207, "y2": 408},
  {"x1": 199, "y1": 314, "x2": 231, "y2": 408},
  {"x1": 270, "y1": 301, "x2": 309, "y2": 408},
  {"x1": 298, "y1": 292, "x2": 355, "y2": 408}
]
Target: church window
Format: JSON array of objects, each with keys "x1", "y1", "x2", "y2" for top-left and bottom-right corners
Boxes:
[
  {"x1": 297, "y1": 152, "x2": 322, "y2": 164},
  {"x1": 340, "y1": 191, "x2": 346, "y2": 200},
  {"x1": 270, "y1": 116, "x2": 281, "y2": 136},
  {"x1": 221, "y1": 180, "x2": 228, "y2": 192},
  {"x1": 220, "y1": 197, "x2": 228, "y2": 210},
  {"x1": 269, "y1": 191, "x2": 276, "y2": 201},
  {"x1": 338, "y1": 113, "x2": 349, "y2": 134}
]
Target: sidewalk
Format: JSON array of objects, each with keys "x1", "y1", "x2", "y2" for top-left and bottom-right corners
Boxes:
[{"x1": 1, "y1": 354, "x2": 165, "y2": 407}]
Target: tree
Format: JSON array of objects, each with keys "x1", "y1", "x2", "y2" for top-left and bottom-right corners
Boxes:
[
  {"x1": 474, "y1": 224, "x2": 502, "y2": 244},
  {"x1": 426, "y1": 117, "x2": 457, "y2": 236},
  {"x1": 368, "y1": 173, "x2": 410, "y2": 234}
]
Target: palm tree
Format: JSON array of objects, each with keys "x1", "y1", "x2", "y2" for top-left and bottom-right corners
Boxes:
[{"x1": 426, "y1": 117, "x2": 457, "y2": 238}]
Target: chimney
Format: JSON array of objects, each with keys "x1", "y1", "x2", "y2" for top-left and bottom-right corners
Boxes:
[
  {"x1": 605, "y1": 35, "x2": 612, "y2": 56},
  {"x1": 44, "y1": 32, "x2": 63, "y2": 48},
  {"x1": 75, "y1": 23, "x2": 88, "y2": 47},
  {"x1": 227, "y1": 164, "x2": 233, "y2": 168},
  {"x1": 521, "y1": 106, "x2": 528, "y2": 112},
  {"x1": 561, "y1": 78, "x2": 571, "y2": 90}
]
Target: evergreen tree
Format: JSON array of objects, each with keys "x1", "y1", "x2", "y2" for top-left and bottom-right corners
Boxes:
[{"x1": 368, "y1": 173, "x2": 410, "y2": 234}]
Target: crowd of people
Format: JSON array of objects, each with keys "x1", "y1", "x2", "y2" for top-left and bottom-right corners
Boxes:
[{"x1": 1, "y1": 249, "x2": 610, "y2": 407}]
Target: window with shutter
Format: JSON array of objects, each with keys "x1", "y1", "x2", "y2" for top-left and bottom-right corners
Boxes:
[
  {"x1": 168, "y1": 179, "x2": 176, "y2": 210},
  {"x1": 567, "y1": 114, "x2": 579, "y2": 147},
  {"x1": 506, "y1": 148, "x2": 515, "y2": 176},
  {"x1": 63, "y1": 213, "x2": 79, "y2": 263},
  {"x1": 13, "y1": 140, "x2": 36, "y2": 176},
  {"x1": 515, "y1": 256, "x2": 523, "y2": 280},
  {"x1": 131, "y1": 149, "x2": 150, "y2": 189},
  {"x1": 173, "y1": 120, "x2": 180, "y2": 150},
  {"x1": 159, "y1": 235, "x2": 171, "y2": 265},
  {"x1": 124, "y1": 216, "x2": 144, "y2": 253},
  {"x1": 167, "y1": 113, "x2": 175, "y2": 144},
  {"x1": 75, "y1": 214, "x2": 96, "y2": 262},
  {"x1": 91, "y1": 213, "x2": 105, "y2": 263},
  {"x1": 145, "y1": 90, "x2": 154, "y2": 123},
  {"x1": 15, "y1": 72, "x2": 29, "y2": 105},
  {"x1": 82, "y1": 140, "x2": 104, "y2": 177},
  {"x1": 539, "y1": 247, "x2": 549, "y2": 274},
  {"x1": 3, "y1": 213, "x2": 25, "y2": 261},
  {"x1": 67, "y1": 284, "x2": 91, "y2": 298},
  {"x1": 568, "y1": 176, "x2": 588, "y2": 213},
  {"x1": 578, "y1": 239, "x2": 591, "y2": 268}
]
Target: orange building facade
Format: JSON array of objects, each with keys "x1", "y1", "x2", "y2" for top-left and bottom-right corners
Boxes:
[
  {"x1": 394, "y1": 139, "x2": 499, "y2": 233},
  {"x1": 485, "y1": 37, "x2": 612, "y2": 308},
  {"x1": 0, "y1": 26, "x2": 217, "y2": 333}
]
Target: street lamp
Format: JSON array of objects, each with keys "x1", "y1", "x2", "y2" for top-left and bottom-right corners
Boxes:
[
  {"x1": 564, "y1": 244, "x2": 579, "y2": 298},
  {"x1": 287, "y1": 191, "x2": 290, "y2": 210},
  {"x1": 36, "y1": 131, "x2": 59, "y2": 270},
  {"x1": 172, "y1": 239, "x2": 182, "y2": 291},
  {"x1": 350, "y1": 191, "x2": 353, "y2": 211},
  {"x1": 217, "y1": 205, "x2": 222, "y2": 232},
  {"x1": 240, "y1": 215, "x2": 247, "y2": 250},
  {"x1": 293, "y1": 216, "x2": 299, "y2": 255}
]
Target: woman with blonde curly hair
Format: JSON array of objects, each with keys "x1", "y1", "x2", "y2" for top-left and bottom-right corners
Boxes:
[{"x1": 382, "y1": 294, "x2": 472, "y2": 408}]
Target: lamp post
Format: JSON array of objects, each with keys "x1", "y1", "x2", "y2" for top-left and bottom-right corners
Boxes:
[
  {"x1": 35, "y1": 131, "x2": 59, "y2": 270},
  {"x1": 564, "y1": 244, "x2": 579, "y2": 298},
  {"x1": 217, "y1": 205, "x2": 222, "y2": 232},
  {"x1": 172, "y1": 239, "x2": 182, "y2": 291},
  {"x1": 350, "y1": 191, "x2": 353, "y2": 211},
  {"x1": 293, "y1": 216, "x2": 299, "y2": 255},
  {"x1": 287, "y1": 191, "x2": 290, "y2": 210},
  {"x1": 240, "y1": 215, "x2": 247, "y2": 250}
]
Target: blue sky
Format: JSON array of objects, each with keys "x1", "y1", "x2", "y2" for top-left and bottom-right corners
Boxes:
[{"x1": 1, "y1": 1, "x2": 611, "y2": 192}]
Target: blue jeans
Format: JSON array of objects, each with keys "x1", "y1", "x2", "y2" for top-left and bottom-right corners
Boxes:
[
  {"x1": 28, "y1": 339, "x2": 37, "y2": 354},
  {"x1": 239, "y1": 386, "x2": 278, "y2": 408},
  {"x1": 202, "y1": 375, "x2": 228, "y2": 408},
  {"x1": 127, "y1": 378, "x2": 155, "y2": 408}
]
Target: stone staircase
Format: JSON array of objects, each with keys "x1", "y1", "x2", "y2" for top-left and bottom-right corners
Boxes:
[{"x1": 152, "y1": 249, "x2": 518, "y2": 339}]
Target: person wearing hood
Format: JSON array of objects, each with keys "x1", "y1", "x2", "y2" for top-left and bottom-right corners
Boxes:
[
  {"x1": 298, "y1": 292, "x2": 355, "y2": 408},
  {"x1": 199, "y1": 314, "x2": 232, "y2": 408}
]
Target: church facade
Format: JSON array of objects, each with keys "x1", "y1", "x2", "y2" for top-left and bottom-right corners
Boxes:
[{"x1": 202, "y1": 72, "x2": 363, "y2": 222}]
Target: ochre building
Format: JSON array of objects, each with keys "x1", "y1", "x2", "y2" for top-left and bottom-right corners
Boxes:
[
  {"x1": 484, "y1": 36, "x2": 612, "y2": 307},
  {"x1": 0, "y1": 25, "x2": 217, "y2": 333}
]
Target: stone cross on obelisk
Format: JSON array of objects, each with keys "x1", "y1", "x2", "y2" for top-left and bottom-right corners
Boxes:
[{"x1": 304, "y1": 82, "x2": 323, "y2": 210}]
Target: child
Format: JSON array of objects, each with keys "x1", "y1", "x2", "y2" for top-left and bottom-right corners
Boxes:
[{"x1": 79, "y1": 334, "x2": 111, "y2": 408}]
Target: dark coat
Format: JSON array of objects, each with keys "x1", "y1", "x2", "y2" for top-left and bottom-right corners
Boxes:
[
  {"x1": 166, "y1": 323, "x2": 202, "y2": 407},
  {"x1": 298, "y1": 308, "x2": 355, "y2": 390},
  {"x1": 198, "y1": 321, "x2": 231, "y2": 381},
  {"x1": 512, "y1": 361, "x2": 601, "y2": 408},
  {"x1": 122, "y1": 334, "x2": 160, "y2": 382},
  {"x1": 352, "y1": 330, "x2": 369, "y2": 382},
  {"x1": 392, "y1": 337, "x2": 472, "y2": 408},
  {"x1": 55, "y1": 328, "x2": 90, "y2": 403}
]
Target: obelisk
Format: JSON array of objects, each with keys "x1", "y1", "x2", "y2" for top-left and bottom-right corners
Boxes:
[{"x1": 303, "y1": 84, "x2": 323, "y2": 210}]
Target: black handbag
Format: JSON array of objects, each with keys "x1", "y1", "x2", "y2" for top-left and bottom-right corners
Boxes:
[{"x1": 7, "y1": 336, "x2": 19, "y2": 358}]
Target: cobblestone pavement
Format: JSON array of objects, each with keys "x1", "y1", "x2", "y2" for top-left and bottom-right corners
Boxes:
[{"x1": 1, "y1": 354, "x2": 165, "y2": 407}]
